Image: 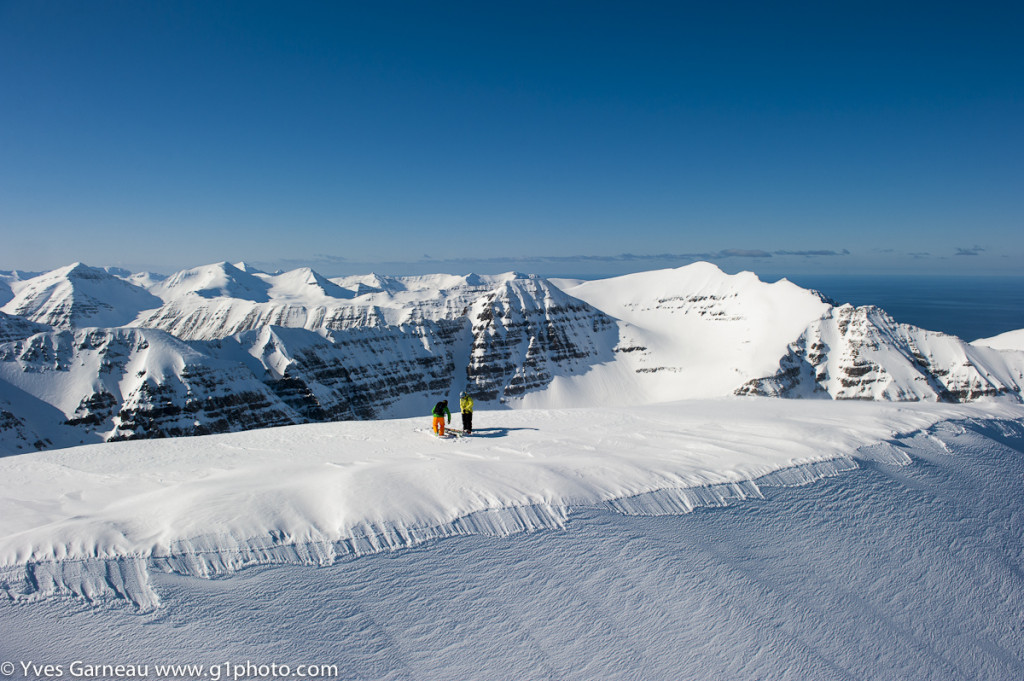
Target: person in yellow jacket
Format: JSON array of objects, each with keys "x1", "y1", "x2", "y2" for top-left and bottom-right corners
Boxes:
[{"x1": 459, "y1": 391, "x2": 474, "y2": 435}]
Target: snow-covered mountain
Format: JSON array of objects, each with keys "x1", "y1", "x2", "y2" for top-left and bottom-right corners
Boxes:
[
  {"x1": 542, "y1": 263, "x2": 832, "y2": 405},
  {"x1": 0, "y1": 327, "x2": 298, "y2": 454},
  {"x1": 0, "y1": 260, "x2": 1022, "y2": 453},
  {"x1": 0, "y1": 270, "x2": 614, "y2": 452},
  {"x1": 2, "y1": 262, "x2": 1024, "y2": 678},
  {"x1": 0, "y1": 263, "x2": 163, "y2": 329},
  {"x1": 974, "y1": 328, "x2": 1024, "y2": 352},
  {"x1": 133, "y1": 265, "x2": 518, "y2": 339},
  {"x1": 737, "y1": 304, "x2": 1024, "y2": 400}
]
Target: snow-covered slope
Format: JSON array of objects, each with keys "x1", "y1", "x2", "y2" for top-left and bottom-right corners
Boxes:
[
  {"x1": 739, "y1": 304, "x2": 1024, "y2": 400},
  {"x1": 540, "y1": 263, "x2": 832, "y2": 403},
  {"x1": 0, "y1": 270, "x2": 41, "y2": 308},
  {"x1": 0, "y1": 328, "x2": 297, "y2": 452},
  {"x1": 2, "y1": 399, "x2": 1018, "y2": 610},
  {"x1": 974, "y1": 328, "x2": 1024, "y2": 352},
  {"x1": 9, "y1": 407, "x2": 1022, "y2": 680},
  {"x1": 0, "y1": 311, "x2": 50, "y2": 343},
  {"x1": 1, "y1": 260, "x2": 1023, "y2": 453},
  {"x1": 0, "y1": 263, "x2": 162, "y2": 329}
]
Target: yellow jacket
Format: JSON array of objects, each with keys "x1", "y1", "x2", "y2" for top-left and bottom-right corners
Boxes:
[{"x1": 459, "y1": 395, "x2": 474, "y2": 413}]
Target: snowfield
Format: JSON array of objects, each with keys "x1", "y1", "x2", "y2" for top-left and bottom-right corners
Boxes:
[
  {"x1": 975, "y1": 328, "x2": 1024, "y2": 352},
  {"x1": 1, "y1": 399, "x2": 1022, "y2": 679}
]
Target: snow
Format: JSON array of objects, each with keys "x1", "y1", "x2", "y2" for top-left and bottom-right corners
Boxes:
[
  {"x1": 2, "y1": 260, "x2": 1024, "y2": 677},
  {"x1": 533, "y1": 263, "x2": 832, "y2": 403},
  {"x1": 1, "y1": 403, "x2": 1022, "y2": 679},
  {"x1": 1, "y1": 399, "x2": 1019, "y2": 600},
  {"x1": 258, "y1": 267, "x2": 355, "y2": 300},
  {"x1": 0, "y1": 263, "x2": 163, "y2": 329},
  {"x1": 148, "y1": 262, "x2": 272, "y2": 302},
  {"x1": 974, "y1": 328, "x2": 1024, "y2": 352}
]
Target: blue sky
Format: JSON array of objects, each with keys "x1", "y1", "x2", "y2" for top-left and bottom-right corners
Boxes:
[{"x1": 1, "y1": 1, "x2": 1021, "y2": 278}]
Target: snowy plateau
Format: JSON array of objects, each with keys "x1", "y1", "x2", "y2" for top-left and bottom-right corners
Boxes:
[{"x1": 0, "y1": 261, "x2": 1022, "y2": 680}]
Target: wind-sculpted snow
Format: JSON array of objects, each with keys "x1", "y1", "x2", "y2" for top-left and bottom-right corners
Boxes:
[
  {"x1": 1, "y1": 400, "x2": 1019, "y2": 610},
  {"x1": 738, "y1": 304, "x2": 1024, "y2": 401}
]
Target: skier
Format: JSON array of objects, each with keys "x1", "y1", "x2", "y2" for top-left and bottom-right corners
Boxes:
[
  {"x1": 431, "y1": 399, "x2": 451, "y2": 437},
  {"x1": 459, "y1": 391, "x2": 474, "y2": 435}
]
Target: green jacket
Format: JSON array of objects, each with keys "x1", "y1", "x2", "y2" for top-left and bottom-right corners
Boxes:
[{"x1": 431, "y1": 401, "x2": 451, "y2": 420}]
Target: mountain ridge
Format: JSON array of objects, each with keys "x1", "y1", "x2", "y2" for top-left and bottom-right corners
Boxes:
[{"x1": 0, "y1": 260, "x2": 1022, "y2": 453}]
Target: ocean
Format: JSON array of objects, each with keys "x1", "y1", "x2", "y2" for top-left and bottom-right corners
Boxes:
[{"x1": 776, "y1": 275, "x2": 1024, "y2": 342}]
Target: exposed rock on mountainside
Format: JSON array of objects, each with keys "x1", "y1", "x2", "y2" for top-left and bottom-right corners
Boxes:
[
  {"x1": 467, "y1": 277, "x2": 618, "y2": 401},
  {"x1": 0, "y1": 270, "x2": 619, "y2": 451},
  {"x1": 737, "y1": 305, "x2": 1024, "y2": 401},
  {"x1": 0, "y1": 328, "x2": 297, "y2": 446},
  {"x1": 0, "y1": 260, "x2": 1022, "y2": 453},
  {"x1": 0, "y1": 311, "x2": 50, "y2": 344},
  {"x1": 230, "y1": 323, "x2": 463, "y2": 421}
]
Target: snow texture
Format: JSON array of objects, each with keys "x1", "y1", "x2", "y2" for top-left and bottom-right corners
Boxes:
[
  {"x1": 1, "y1": 400, "x2": 1020, "y2": 612},
  {"x1": 975, "y1": 328, "x2": 1024, "y2": 352},
  {"x1": 1, "y1": 407, "x2": 1022, "y2": 680}
]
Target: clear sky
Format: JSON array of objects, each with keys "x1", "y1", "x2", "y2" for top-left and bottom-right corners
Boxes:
[{"x1": 1, "y1": 1, "x2": 1021, "y2": 278}]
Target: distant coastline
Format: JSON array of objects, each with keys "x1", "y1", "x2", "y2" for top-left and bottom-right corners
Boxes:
[
  {"x1": 777, "y1": 275, "x2": 1024, "y2": 342},
  {"x1": 548, "y1": 272, "x2": 1024, "y2": 342}
]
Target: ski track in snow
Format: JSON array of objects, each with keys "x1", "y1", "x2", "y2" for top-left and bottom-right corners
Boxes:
[{"x1": 1, "y1": 413, "x2": 1022, "y2": 680}]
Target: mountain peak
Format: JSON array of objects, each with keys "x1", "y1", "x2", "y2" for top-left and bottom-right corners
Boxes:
[
  {"x1": 265, "y1": 267, "x2": 354, "y2": 300},
  {"x1": 0, "y1": 262, "x2": 162, "y2": 329},
  {"x1": 153, "y1": 262, "x2": 272, "y2": 302}
]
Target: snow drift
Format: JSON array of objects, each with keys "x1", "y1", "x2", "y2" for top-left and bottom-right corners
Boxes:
[{"x1": 2, "y1": 399, "x2": 1020, "y2": 610}]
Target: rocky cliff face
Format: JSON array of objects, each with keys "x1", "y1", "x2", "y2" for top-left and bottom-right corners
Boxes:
[
  {"x1": 226, "y1": 322, "x2": 466, "y2": 422},
  {"x1": 1, "y1": 261, "x2": 1022, "y2": 454},
  {"x1": 0, "y1": 271, "x2": 619, "y2": 452},
  {"x1": 0, "y1": 328, "x2": 298, "y2": 448},
  {"x1": 466, "y1": 277, "x2": 618, "y2": 401},
  {"x1": 737, "y1": 304, "x2": 1024, "y2": 401},
  {"x1": 0, "y1": 312, "x2": 50, "y2": 344}
]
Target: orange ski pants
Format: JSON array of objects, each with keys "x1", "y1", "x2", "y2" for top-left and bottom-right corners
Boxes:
[{"x1": 432, "y1": 416, "x2": 446, "y2": 436}]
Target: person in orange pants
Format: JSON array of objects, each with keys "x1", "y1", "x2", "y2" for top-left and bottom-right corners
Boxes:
[{"x1": 431, "y1": 399, "x2": 451, "y2": 436}]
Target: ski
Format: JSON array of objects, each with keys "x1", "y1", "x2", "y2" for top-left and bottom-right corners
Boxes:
[{"x1": 417, "y1": 427, "x2": 464, "y2": 440}]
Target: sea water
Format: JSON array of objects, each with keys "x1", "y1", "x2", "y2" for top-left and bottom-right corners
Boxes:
[{"x1": 772, "y1": 275, "x2": 1024, "y2": 342}]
